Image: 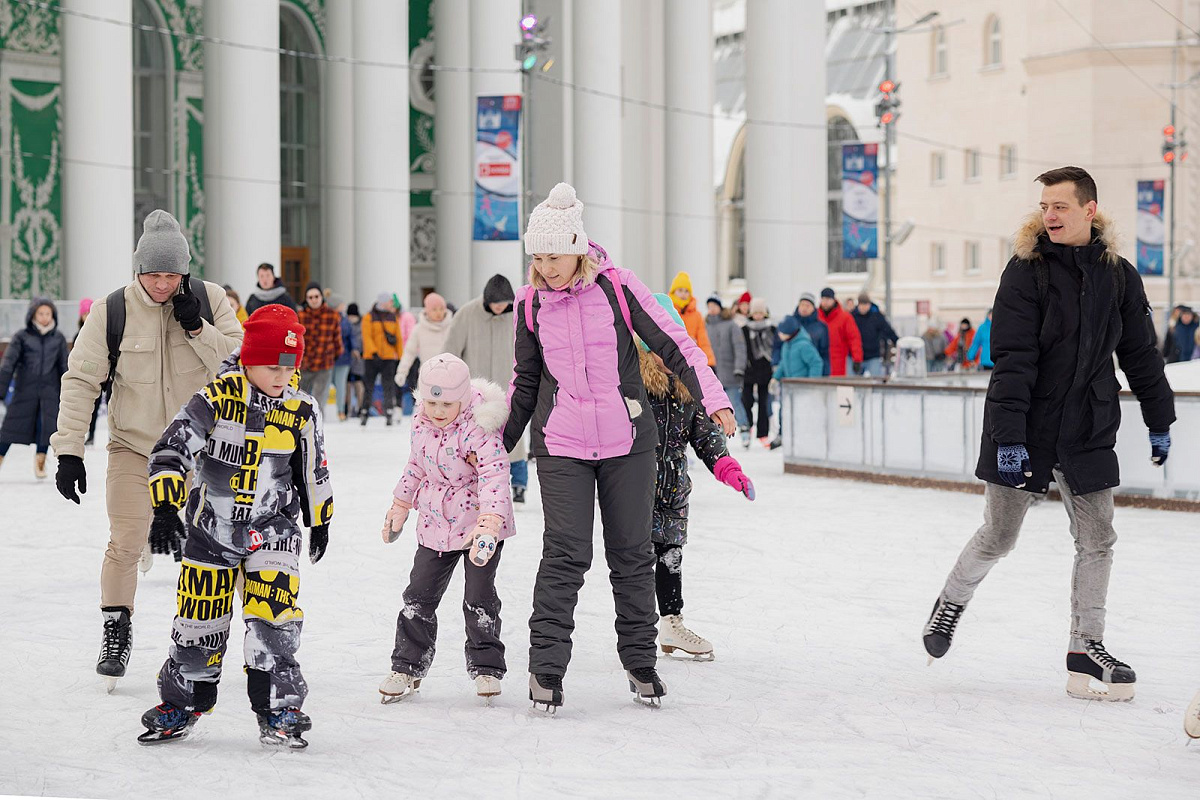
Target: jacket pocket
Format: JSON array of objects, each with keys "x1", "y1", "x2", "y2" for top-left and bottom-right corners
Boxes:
[
  {"x1": 117, "y1": 336, "x2": 159, "y2": 385},
  {"x1": 169, "y1": 332, "x2": 206, "y2": 376},
  {"x1": 1085, "y1": 376, "x2": 1121, "y2": 449}
]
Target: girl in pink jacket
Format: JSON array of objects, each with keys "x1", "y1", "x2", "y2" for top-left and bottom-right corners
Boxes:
[{"x1": 377, "y1": 354, "x2": 514, "y2": 704}]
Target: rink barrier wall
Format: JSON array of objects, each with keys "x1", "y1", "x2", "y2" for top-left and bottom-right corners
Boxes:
[{"x1": 779, "y1": 378, "x2": 1200, "y2": 512}]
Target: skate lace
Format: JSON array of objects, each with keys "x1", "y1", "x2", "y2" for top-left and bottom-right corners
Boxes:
[
  {"x1": 628, "y1": 667, "x2": 661, "y2": 683},
  {"x1": 101, "y1": 617, "x2": 131, "y2": 661},
  {"x1": 268, "y1": 708, "x2": 305, "y2": 727},
  {"x1": 153, "y1": 704, "x2": 192, "y2": 728},
  {"x1": 671, "y1": 618, "x2": 706, "y2": 645},
  {"x1": 928, "y1": 601, "x2": 965, "y2": 637},
  {"x1": 1084, "y1": 641, "x2": 1128, "y2": 670},
  {"x1": 535, "y1": 674, "x2": 563, "y2": 691}
]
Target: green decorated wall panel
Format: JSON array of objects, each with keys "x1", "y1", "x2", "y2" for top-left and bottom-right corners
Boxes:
[{"x1": 9, "y1": 80, "x2": 62, "y2": 299}]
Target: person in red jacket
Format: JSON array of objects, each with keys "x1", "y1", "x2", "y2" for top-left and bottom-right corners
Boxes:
[
  {"x1": 944, "y1": 317, "x2": 978, "y2": 370},
  {"x1": 817, "y1": 288, "x2": 863, "y2": 376}
]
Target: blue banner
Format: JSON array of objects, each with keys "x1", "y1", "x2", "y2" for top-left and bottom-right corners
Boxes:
[
  {"x1": 474, "y1": 95, "x2": 522, "y2": 241},
  {"x1": 1136, "y1": 179, "x2": 1164, "y2": 276},
  {"x1": 841, "y1": 143, "x2": 879, "y2": 260}
]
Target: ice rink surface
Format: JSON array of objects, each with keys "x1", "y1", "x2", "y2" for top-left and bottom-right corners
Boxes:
[{"x1": 1, "y1": 412, "x2": 1197, "y2": 799}]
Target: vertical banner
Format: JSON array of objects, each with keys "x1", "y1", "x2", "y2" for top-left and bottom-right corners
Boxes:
[
  {"x1": 841, "y1": 143, "x2": 879, "y2": 260},
  {"x1": 1136, "y1": 179, "x2": 1165, "y2": 276},
  {"x1": 473, "y1": 95, "x2": 523, "y2": 241}
]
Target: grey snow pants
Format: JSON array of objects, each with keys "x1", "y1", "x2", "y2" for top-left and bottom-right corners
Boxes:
[
  {"x1": 530, "y1": 451, "x2": 659, "y2": 677},
  {"x1": 942, "y1": 469, "x2": 1117, "y2": 641},
  {"x1": 391, "y1": 543, "x2": 506, "y2": 679}
]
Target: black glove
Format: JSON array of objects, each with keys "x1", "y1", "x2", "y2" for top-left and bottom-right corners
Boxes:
[
  {"x1": 171, "y1": 278, "x2": 203, "y2": 333},
  {"x1": 852, "y1": 361, "x2": 864, "y2": 375},
  {"x1": 1149, "y1": 431, "x2": 1171, "y2": 466},
  {"x1": 309, "y1": 524, "x2": 329, "y2": 564},
  {"x1": 149, "y1": 505, "x2": 186, "y2": 562},
  {"x1": 55, "y1": 454, "x2": 87, "y2": 504},
  {"x1": 997, "y1": 444, "x2": 1032, "y2": 489}
]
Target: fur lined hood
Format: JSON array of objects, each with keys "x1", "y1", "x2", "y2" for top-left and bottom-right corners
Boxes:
[
  {"x1": 638, "y1": 348, "x2": 694, "y2": 406},
  {"x1": 1012, "y1": 209, "x2": 1121, "y2": 265},
  {"x1": 414, "y1": 377, "x2": 508, "y2": 433}
]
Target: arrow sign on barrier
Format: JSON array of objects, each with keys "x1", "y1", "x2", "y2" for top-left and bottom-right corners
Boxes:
[{"x1": 835, "y1": 386, "x2": 857, "y2": 427}]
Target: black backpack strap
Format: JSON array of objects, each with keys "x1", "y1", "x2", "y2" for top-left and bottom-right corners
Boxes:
[
  {"x1": 104, "y1": 286, "x2": 126, "y2": 390},
  {"x1": 189, "y1": 276, "x2": 215, "y2": 326}
]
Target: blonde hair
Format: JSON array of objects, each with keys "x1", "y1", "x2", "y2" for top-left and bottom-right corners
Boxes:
[{"x1": 529, "y1": 254, "x2": 600, "y2": 291}]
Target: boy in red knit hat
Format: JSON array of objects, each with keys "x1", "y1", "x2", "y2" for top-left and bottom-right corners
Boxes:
[{"x1": 138, "y1": 304, "x2": 334, "y2": 749}]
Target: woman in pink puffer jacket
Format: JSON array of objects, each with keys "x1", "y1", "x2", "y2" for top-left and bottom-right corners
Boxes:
[
  {"x1": 377, "y1": 354, "x2": 513, "y2": 704},
  {"x1": 506, "y1": 183, "x2": 735, "y2": 711}
]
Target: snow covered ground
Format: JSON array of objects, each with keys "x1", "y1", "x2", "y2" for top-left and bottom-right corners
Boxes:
[{"x1": 1, "y1": 412, "x2": 1197, "y2": 799}]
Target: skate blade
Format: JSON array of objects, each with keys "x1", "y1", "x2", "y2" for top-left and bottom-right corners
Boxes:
[
  {"x1": 379, "y1": 690, "x2": 417, "y2": 705},
  {"x1": 103, "y1": 676, "x2": 119, "y2": 694},
  {"x1": 529, "y1": 698, "x2": 560, "y2": 715},
  {"x1": 137, "y1": 728, "x2": 194, "y2": 746},
  {"x1": 1066, "y1": 672, "x2": 1135, "y2": 702},
  {"x1": 632, "y1": 695, "x2": 663, "y2": 708},
  {"x1": 260, "y1": 732, "x2": 309, "y2": 750},
  {"x1": 659, "y1": 646, "x2": 714, "y2": 663}
]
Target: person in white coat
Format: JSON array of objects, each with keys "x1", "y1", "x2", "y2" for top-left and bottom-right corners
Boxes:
[{"x1": 395, "y1": 292, "x2": 454, "y2": 392}]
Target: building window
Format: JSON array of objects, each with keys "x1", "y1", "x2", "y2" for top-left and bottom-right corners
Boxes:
[
  {"x1": 132, "y1": 0, "x2": 170, "y2": 245},
  {"x1": 931, "y1": 26, "x2": 948, "y2": 76},
  {"x1": 965, "y1": 148, "x2": 982, "y2": 181},
  {"x1": 280, "y1": 10, "x2": 322, "y2": 286},
  {"x1": 931, "y1": 151, "x2": 945, "y2": 184},
  {"x1": 932, "y1": 242, "x2": 946, "y2": 275},
  {"x1": 827, "y1": 116, "x2": 868, "y2": 275},
  {"x1": 965, "y1": 241, "x2": 980, "y2": 274},
  {"x1": 1000, "y1": 144, "x2": 1017, "y2": 178},
  {"x1": 985, "y1": 17, "x2": 1002, "y2": 67}
]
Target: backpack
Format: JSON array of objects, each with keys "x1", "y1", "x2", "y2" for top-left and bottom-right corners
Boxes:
[{"x1": 104, "y1": 277, "x2": 214, "y2": 396}]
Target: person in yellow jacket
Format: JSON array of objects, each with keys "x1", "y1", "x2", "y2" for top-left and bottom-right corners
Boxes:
[
  {"x1": 360, "y1": 292, "x2": 402, "y2": 426},
  {"x1": 669, "y1": 271, "x2": 716, "y2": 367},
  {"x1": 49, "y1": 210, "x2": 243, "y2": 691}
]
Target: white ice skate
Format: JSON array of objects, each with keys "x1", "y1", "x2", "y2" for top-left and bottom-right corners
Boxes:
[
  {"x1": 378, "y1": 671, "x2": 421, "y2": 704},
  {"x1": 138, "y1": 542, "x2": 153, "y2": 575},
  {"x1": 1065, "y1": 639, "x2": 1136, "y2": 702},
  {"x1": 1185, "y1": 690, "x2": 1200, "y2": 739},
  {"x1": 659, "y1": 615, "x2": 714, "y2": 661},
  {"x1": 475, "y1": 675, "x2": 501, "y2": 704}
]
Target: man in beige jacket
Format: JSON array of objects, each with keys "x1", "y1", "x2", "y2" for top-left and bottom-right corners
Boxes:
[{"x1": 51, "y1": 210, "x2": 243, "y2": 689}]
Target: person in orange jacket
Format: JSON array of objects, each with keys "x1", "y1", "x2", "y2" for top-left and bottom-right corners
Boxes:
[
  {"x1": 669, "y1": 271, "x2": 716, "y2": 367},
  {"x1": 817, "y1": 288, "x2": 863, "y2": 376},
  {"x1": 944, "y1": 317, "x2": 978, "y2": 370},
  {"x1": 360, "y1": 292, "x2": 403, "y2": 425}
]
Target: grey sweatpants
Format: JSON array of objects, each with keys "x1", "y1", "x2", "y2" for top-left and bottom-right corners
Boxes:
[
  {"x1": 391, "y1": 543, "x2": 506, "y2": 679},
  {"x1": 942, "y1": 469, "x2": 1117, "y2": 641},
  {"x1": 530, "y1": 451, "x2": 659, "y2": 677}
]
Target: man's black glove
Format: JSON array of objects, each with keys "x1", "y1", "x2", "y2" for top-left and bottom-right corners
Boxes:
[
  {"x1": 172, "y1": 278, "x2": 203, "y2": 333},
  {"x1": 852, "y1": 361, "x2": 864, "y2": 375},
  {"x1": 55, "y1": 454, "x2": 87, "y2": 504},
  {"x1": 309, "y1": 524, "x2": 329, "y2": 564},
  {"x1": 149, "y1": 505, "x2": 186, "y2": 562}
]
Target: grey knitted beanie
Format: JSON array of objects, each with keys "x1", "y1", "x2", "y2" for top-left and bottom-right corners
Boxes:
[{"x1": 133, "y1": 209, "x2": 191, "y2": 275}]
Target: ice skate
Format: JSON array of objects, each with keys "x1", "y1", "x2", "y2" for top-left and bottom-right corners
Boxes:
[
  {"x1": 1185, "y1": 690, "x2": 1200, "y2": 739},
  {"x1": 97, "y1": 608, "x2": 132, "y2": 693},
  {"x1": 1065, "y1": 639, "x2": 1136, "y2": 702},
  {"x1": 659, "y1": 615, "x2": 714, "y2": 661},
  {"x1": 257, "y1": 707, "x2": 311, "y2": 749},
  {"x1": 475, "y1": 675, "x2": 501, "y2": 704},
  {"x1": 33, "y1": 452, "x2": 47, "y2": 479},
  {"x1": 922, "y1": 595, "x2": 965, "y2": 664},
  {"x1": 740, "y1": 429, "x2": 751, "y2": 449},
  {"x1": 378, "y1": 671, "x2": 421, "y2": 704},
  {"x1": 529, "y1": 674, "x2": 563, "y2": 713},
  {"x1": 136, "y1": 703, "x2": 201, "y2": 745},
  {"x1": 512, "y1": 485, "x2": 526, "y2": 505},
  {"x1": 138, "y1": 542, "x2": 153, "y2": 575},
  {"x1": 627, "y1": 667, "x2": 667, "y2": 707}
]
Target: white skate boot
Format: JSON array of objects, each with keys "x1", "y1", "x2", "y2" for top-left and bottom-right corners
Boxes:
[
  {"x1": 659, "y1": 615, "x2": 714, "y2": 661},
  {"x1": 1065, "y1": 639, "x2": 1135, "y2": 702},
  {"x1": 378, "y1": 671, "x2": 421, "y2": 704},
  {"x1": 1185, "y1": 690, "x2": 1200, "y2": 739},
  {"x1": 138, "y1": 542, "x2": 153, "y2": 575},
  {"x1": 475, "y1": 675, "x2": 501, "y2": 704}
]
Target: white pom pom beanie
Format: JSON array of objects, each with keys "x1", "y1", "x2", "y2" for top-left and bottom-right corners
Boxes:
[{"x1": 524, "y1": 182, "x2": 589, "y2": 255}]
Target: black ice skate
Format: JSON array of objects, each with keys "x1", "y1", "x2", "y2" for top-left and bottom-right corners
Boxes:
[
  {"x1": 136, "y1": 703, "x2": 201, "y2": 745},
  {"x1": 512, "y1": 485, "x2": 526, "y2": 504},
  {"x1": 257, "y1": 708, "x2": 312, "y2": 749},
  {"x1": 627, "y1": 667, "x2": 667, "y2": 708},
  {"x1": 1066, "y1": 639, "x2": 1135, "y2": 702},
  {"x1": 529, "y1": 674, "x2": 563, "y2": 714},
  {"x1": 922, "y1": 595, "x2": 965, "y2": 664},
  {"x1": 97, "y1": 608, "x2": 132, "y2": 693}
]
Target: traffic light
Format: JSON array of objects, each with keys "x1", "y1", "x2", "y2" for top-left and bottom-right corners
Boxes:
[
  {"x1": 1162, "y1": 124, "x2": 1186, "y2": 164},
  {"x1": 515, "y1": 14, "x2": 552, "y2": 72},
  {"x1": 875, "y1": 80, "x2": 901, "y2": 127}
]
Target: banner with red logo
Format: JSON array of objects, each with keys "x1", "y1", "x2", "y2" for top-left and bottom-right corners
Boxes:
[
  {"x1": 474, "y1": 95, "x2": 523, "y2": 241},
  {"x1": 1136, "y1": 179, "x2": 1165, "y2": 276},
  {"x1": 841, "y1": 143, "x2": 879, "y2": 260}
]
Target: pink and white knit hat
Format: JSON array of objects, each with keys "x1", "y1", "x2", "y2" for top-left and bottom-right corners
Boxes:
[{"x1": 524, "y1": 182, "x2": 589, "y2": 256}]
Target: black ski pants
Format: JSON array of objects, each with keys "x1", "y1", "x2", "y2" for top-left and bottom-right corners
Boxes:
[
  {"x1": 742, "y1": 374, "x2": 772, "y2": 438},
  {"x1": 361, "y1": 358, "x2": 398, "y2": 417},
  {"x1": 391, "y1": 543, "x2": 506, "y2": 679},
  {"x1": 530, "y1": 451, "x2": 658, "y2": 677}
]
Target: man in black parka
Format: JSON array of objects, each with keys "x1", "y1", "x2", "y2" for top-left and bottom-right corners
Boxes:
[{"x1": 922, "y1": 167, "x2": 1174, "y2": 703}]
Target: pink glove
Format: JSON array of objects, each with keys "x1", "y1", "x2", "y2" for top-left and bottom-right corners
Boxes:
[
  {"x1": 468, "y1": 515, "x2": 502, "y2": 567},
  {"x1": 713, "y1": 455, "x2": 755, "y2": 501},
  {"x1": 382, "y1": 498, "x2": 411, "y2": 544}
]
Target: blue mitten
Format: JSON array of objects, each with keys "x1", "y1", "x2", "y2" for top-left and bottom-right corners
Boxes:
[
  {"x1": 996, "y1": 444, "x2": 1032, "y2": 489},
  {"x1": 1149, "y1": 431, "x2": 1171, "y2": 466}
]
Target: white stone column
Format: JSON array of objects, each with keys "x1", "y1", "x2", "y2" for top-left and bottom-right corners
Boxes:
[
  {"x1": 573, "y1": 0, "x2": 622, "y2": 257},
  {"x1": 203, "y1": 0, "x2": 280, "y2": 289},
  {"x1": 435, "y1": 0, "x2": 473, "y2": 306},
  {"x1": 323, "y1": 0, "x2": 355, "y2": 304},
  {"x1": 352, "y1": 0, "x2": 409, "y2": 307},
  {"x1": 744, "y1": 0, "x2": 827, "y2": 308},
  {"x1": 620, "y1": 0, "x2": 665, "y2": 289},
  {"x1": 62, "y1": 0, "x2": 133, "y2": 300},
  {"x1": 469, "y1": 0, "x2": 524, "y2": 295},
  {"x1": 665, "y1": 0, "x2": 715, "y2": 296}
]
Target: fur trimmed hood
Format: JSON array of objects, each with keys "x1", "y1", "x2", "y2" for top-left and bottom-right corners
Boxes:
[
  {"x1": 637, "y1": 348, "x2": 693, "y2": 406},
  {"x1": 1013, "y1": 209, "x2": 1121, "y2": 264},
  {"x1": 414, "y1": 377, "x2": 508, "y2": 433}
]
